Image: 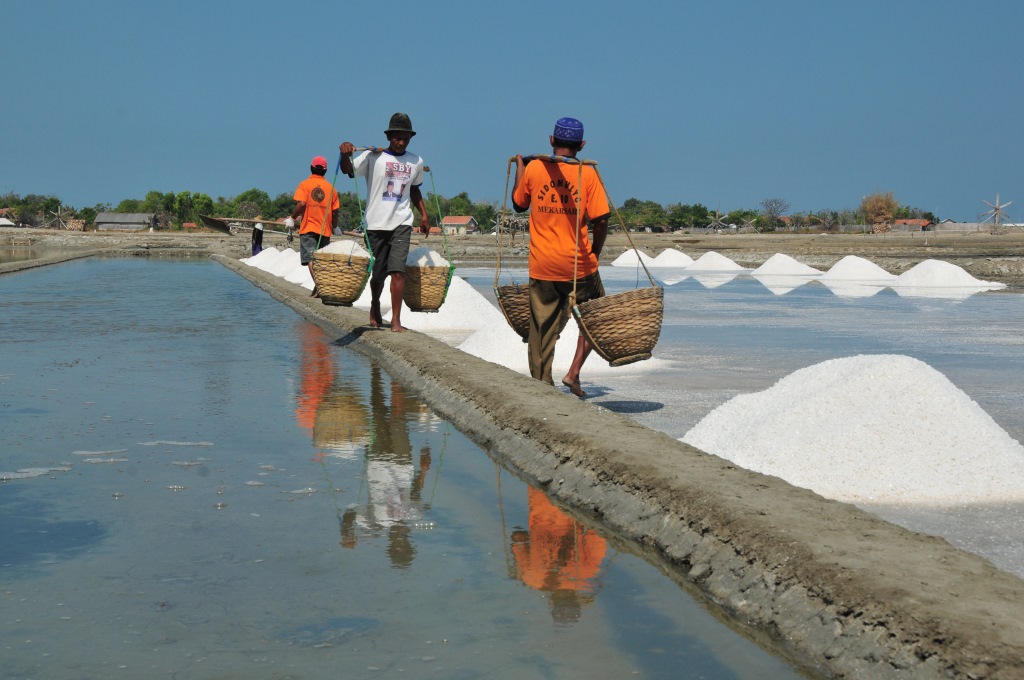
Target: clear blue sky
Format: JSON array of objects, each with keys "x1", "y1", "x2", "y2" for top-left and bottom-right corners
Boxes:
[{"x1": 3, "y1": 0, "x2": 1021, "y2": 222}]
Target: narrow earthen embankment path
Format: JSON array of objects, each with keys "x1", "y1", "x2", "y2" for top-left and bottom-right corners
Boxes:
[{"x1": 213, "y1": 254, "x2": 1024, "y2": 679}]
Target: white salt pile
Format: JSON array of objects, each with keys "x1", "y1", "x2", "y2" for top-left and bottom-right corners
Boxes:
[
  {"x1": 320, "y1": 239, "x2": 370, "y2": 257},
  {"x1": 611, "y1": 249, "x2": 657, "y2": 267},
  {"x1": 893, "y1": 259, "x2": 1005, "y2": 290},
  {"x1": 682, "y1": 354, "x2": 1024, "y2": 505},
  {"x1": 407, "y1": 247, "x2": 449, "y2": 267},
  {"x1": 819, "y1": 255, "x2": 897, "y2": 281},
  {"x1": 650, "y1": 249, "x2": 695, "y2": 267},
  {"x1": 284, "y1": 263, "x2": 314, "y2": 289},
  {"x1": 751, "y1": 253, "x2": 822, "y2": 277},
  {"x1": 751, "y1": 254, "x2": 822, "y2": 295},
  {"x1": 685, "y1": 251, "x2": 745, "y2": 271}
]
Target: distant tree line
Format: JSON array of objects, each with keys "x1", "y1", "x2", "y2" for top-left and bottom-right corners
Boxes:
[{"x1": 1, "y1": 188, "x2": 937, "y2": 233}]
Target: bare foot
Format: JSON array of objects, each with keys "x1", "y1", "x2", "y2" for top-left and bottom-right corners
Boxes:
[
  {"x1": 561, "y1": 377, "x2": 586, "y2": 398},
  {"x1": 369, "y1": 304, "x2": 383, "y2": 328},
  {"x1": 310, "y1": 285, "x2": 320, "y2": 298},
  {"x1": 390, "y1": 323, "x2": 408, "y2": 333}
]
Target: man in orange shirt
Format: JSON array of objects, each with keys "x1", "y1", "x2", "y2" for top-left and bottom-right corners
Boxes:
[
  {"x1": 287, "y1": 155, "x2": 340, "y2": 293},
  {"x1": 512, "y1": 117, "x2": 609, "y2": 397}
]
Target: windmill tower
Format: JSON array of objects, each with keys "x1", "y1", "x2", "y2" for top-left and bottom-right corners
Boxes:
[
  {"x1": 43, "y1": 205, "x2": 69, "y2": 230},
  {"x1": 980, "y1": 194, "x2": 1013, "y2": 231},
  {"x1": 708, "y1": 209, "x2": 728, "y2": 232}
]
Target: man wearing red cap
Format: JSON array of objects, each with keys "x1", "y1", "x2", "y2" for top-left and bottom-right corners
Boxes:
[{"x1": 288, "y1": 155, "x2": 340, "y2": 292}]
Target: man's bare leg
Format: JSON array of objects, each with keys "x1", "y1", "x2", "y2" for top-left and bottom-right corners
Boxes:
[
  {"x1": 369, "y1": 277, "x2": 385, "y2": 328},
  {"x1": 562, "y1": 335, "x2": 592, "y2": 397},
  {"x1": 389, "y1": 272, "x2": 408, "y2": 332}
]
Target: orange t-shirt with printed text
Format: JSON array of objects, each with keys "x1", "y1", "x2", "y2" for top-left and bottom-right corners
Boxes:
[
  {"x1": 294, "y1": 174, "x2": 340, "y2": 238},
  {"x1": 512, "y1": 159, "x2": 609, "y2": 281}
]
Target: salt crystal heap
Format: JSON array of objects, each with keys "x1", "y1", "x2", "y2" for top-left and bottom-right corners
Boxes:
[
  {"x1": 682, "y1": 354, "x2": 1024, "y2": 505},
  {"x1": 611, "y1": 250, "x2": 657, "y2": 267},
  {"x1": 890, "y1": 259, "x2": 1005, "y2": 299}
]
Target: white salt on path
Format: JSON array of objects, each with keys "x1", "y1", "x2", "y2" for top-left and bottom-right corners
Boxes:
[{"x1": 682, "y1": 354, "x2": 1024, "y2": 505}]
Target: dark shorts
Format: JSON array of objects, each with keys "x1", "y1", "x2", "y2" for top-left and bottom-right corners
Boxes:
[
  {"x1": 367, "y1": 224, "x2": 412, "y2": 280},
  {"x1": 299, "y1": 232, "x2": 330, "y2": 265}
]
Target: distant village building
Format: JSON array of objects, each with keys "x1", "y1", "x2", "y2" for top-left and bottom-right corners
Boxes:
[
  {"x1": 0, "y1": 217, "x2": 16, "y2": 227},
  {"x1": 441, "y1": 215, "x2": 479, "y2": 236},
  {"x1": 94, "y1": 212, "x2": 158, "y2": 231},
  {"x1": 892, "y1": 219, "x2": 933, "y2": 232}
]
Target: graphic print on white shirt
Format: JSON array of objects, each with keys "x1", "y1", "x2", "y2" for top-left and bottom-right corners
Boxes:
[{"x1": 382, "y1": 161, "x2": 411, "y2": 202}]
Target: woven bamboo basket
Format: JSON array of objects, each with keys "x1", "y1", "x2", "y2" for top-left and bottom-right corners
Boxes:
[
  {"x1": 495, "y1": 283, "x2": 570, "y2": 343},
  {"x1": 313, "y1": 391, "x2": 370, "y2": 449},
  {"x1": 310, "y1": 252, "x2": 371, "y2": 306},
  {"x1": 573, "y1": 286, "x2": 664, "y2": 367},
  {"x1": 404, "y1": 265, "x2": 452, "y2": 312}
]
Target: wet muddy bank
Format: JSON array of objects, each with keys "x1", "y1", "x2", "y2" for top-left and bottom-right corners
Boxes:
[{"x1": 212, "y1": 254, "x2": 1024, "y2": 679}]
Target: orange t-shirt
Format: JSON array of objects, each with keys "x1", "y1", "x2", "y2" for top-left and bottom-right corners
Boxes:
[
  {"x1": 512, "y1": 159, "x2": 609, "y2": 281},
  {"x1": 294, "y1": 174, "x2": 340, "y2": 237}
]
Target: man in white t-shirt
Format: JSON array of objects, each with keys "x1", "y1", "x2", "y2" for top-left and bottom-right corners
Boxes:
[{"x1": 340, "y1": 113, "x2": 431, "y2": 332}]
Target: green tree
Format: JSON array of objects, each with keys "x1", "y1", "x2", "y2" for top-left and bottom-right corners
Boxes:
[
  {"x1": 141, "y1": 191, "x2": 175, "y2": 213},
  {"x1": 447, "y1": 191, "x2": 472, "y2": 217},
  {"x1": 234, "y1": 188, "x2": 272, "y2": 217},
  {"x1": 269, "y1": 192, "x2": 293, "y2": 220},
  {"x1": 115, "y1": 199, "x2": 142, "y2": 212},
  {"x1": 472, "y1": 201, "x2": 497, "y2": 233}
]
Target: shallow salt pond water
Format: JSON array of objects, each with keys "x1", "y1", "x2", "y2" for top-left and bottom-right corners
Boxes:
[{"x1": 1, "y1": 259, "x2": 804, "y2": 679}]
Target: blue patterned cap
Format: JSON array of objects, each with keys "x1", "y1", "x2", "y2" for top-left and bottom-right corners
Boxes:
[{"x1": 552, "y1": 117, "x2": 584, "y2": 142}]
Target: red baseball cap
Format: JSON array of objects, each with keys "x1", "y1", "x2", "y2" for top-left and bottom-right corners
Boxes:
[{"x1": 311, "y1": 155, "x2": 328, "y2": 169}]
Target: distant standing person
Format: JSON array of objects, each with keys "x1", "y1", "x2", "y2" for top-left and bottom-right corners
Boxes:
[
  {"x1": 251, "y1": 221, "x2": 264, "y2": 256},
  {"x1": 286, "y1": 155, "x2": 340, "y2": 295},
  {"x1": 339, "y1": 113, "x2": 431, "y2": 332},
  {"x1": 512, "y1": 117, "x2": 609, "y2": 397}
]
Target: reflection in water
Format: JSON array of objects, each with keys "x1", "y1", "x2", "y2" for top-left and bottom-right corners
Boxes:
[
  {"x1": 510, "y1": 486, "x2": 608, "y2": 625},
  {"x1": 294, "y1": 324, "x2": 335, "y2": 433},
  {"x1": 341, "y1": 366, "x2": 433, "y2": 569},
  {"x1": 295, "y1": 324, "x2": 434, "y2": 569}
]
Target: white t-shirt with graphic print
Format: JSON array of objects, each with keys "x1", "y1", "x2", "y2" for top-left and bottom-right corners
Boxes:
[{"x1": 352, "y1": 149, "x2": 425, "y2": 232}]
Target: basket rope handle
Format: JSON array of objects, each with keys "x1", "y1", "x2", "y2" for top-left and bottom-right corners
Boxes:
[
  {"x1": 347, "y1": 147, "x2": 376, "y2": 270},
  {"x1": 495, "y1": 157, "x2": 515, "y2": 288},
  {"x1": 571, "y1": 159, "x2": 585, "y2": 304},
  {"x1": 592, "y1": 164, "x2": 656, "y2": 287},
  {"x1": 425, "y1": 166, "x2": 457, "y2": 306}
]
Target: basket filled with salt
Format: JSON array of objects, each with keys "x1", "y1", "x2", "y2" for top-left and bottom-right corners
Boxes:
[
  {"x1": 573, "y1": 286, "x2": 664, "y2": 366},
  {"x1": 310, "y1": 240, "x2": 371, "y2": 306},
  {"x1": 404, "y1": 247, "x2": 454, "y2": 312}
]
